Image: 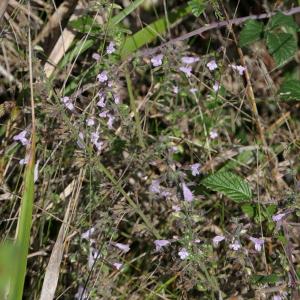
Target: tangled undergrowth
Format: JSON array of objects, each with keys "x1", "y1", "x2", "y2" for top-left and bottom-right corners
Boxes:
[{"x1": 0, "y1": 0, "x2": 300, "y2": 299}]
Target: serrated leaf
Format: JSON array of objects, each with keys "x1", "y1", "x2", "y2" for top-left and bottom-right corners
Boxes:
[
  {"x1": 266, "y1": 32, "x2": 297, "y2": 66},
  {"x1": 201, "y1": 171, "x2": 252, "y2": 202},
  {"x1": 268, "y1": 12, "x2": 298, "y2": 31},
  {"x1": 279, "y1": 79, "x2": 300, "y2": 100},
  {"x1": 239, "y1": 20, "x2": 264, "y2": 47},
  {"x1": 188, "y1": 0, "x2": 206, "y2": 17}
]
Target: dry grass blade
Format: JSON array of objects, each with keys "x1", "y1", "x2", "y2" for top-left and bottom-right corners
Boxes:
[
  {"x1": 0, "y1": 0, "x2": 8, "y2": 21},
  {"x1": 39, "y1": 169, "x2": 85, "y2": 300}
]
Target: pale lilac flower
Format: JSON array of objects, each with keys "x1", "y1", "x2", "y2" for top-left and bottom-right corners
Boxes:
[
  {"x1": 107, "y1": 114, "x2": 115, "y2": 129},
  {"x1": 99, "y1": 110, "x2": 109, "y2": 118},
  {"x1": 209, "y1": 130, "x2": 218, "y2": 139},
  {"x1": 272, "y1": 295, "x2": 282, "y2": 300},
  {"x1": 114, "y1": 95, "x2": 120, "y2": 104},
  {"x1": 161, "y1": 190, "x2": 171, "y2": 197},
  {"x1": 178, "y1": 248, "x2": 189, "y2": 260},
  {"x1": 213, "y1": 235, "x2": 225, "y2": 246},
  {"x1": 179, "y1": 66, "x2": 192, "y2": 77},
  {"x1": 172, "y1": 204, "x2": 181, "y2": 212},
  {"x1": 92, "y1": 53, "x2": 100, "y2": 61},
  {"x1": 229, "y1": 240, "x2": 241, "y2": 251},
  {"x1": 154, "y1": 239, "x2": 170, "y2": 251},
  {"x1": 194, "y1": 239, "x2": 201, "y2": 243},
  {"x1": 34, "y1": 160, "x2": 40, "y2": 183},
  {"x1": 77, "y1": 132, "x2": 85, "y2": 149},
  {"x1": 207, "y1": 60, "x2": 218, "y2": 71},
  {"x1": 173, "y1": 86, "x2": 179, "y2": 94},
  {"x1": 13, "y1": 130, "x2": 29, "y2": 146},
  {"x1": 113, "y1": 262, "x2": 123, "y2": 270},
  {"x1": 249, "y1": 237, "x2": 264, "y2": 252},
  {"x1": 97, "y1": 71, "x2": 108, "y2": 83},
  {"x1": 151, "y1": 54, "x2": 163, "y2": 67},
  {"x1": 149, "y1": 179, "x2": 161, "y2": 194},
  {"x1": 230, "y1": 64, "x2": 246, "y2": 75},
  {"x1": 190, "y1": 163, "x2": 201, "y2": 176},
  {"x1": 182, "y1": 182, "x2": 193, "y2": 202},
  {"x1": 81, "y1": 227, "x2": 95, "y2": 240},
  {"x1": 97, "y1": 93, "x2": 106, "y2": 107},
  {"x1": 86, "y1": 118, "x2": 95, "y2": 126},
  {"x1": 108, "y1": 81, "x2": 113, "y2": 88},
  {"x1": 181, "y1": 56, "x2": 199, "y2": 64},
  {"x1": 106, "y1": 41, "x2": 116, "y2": 54},
  {"x1": 114, "y1": 243, "x2": 130, "y2": 253},
  {"x1": 213, "y1": 82, "x2": 220, "y2": 92},
  {"x1": 94, "y1": 141, "x2": 104, "y2": 152},
  {"x1": 91, "y1": 132, "x2": 100, "y2": 144},
  {"x1": 190, "y1": 88, "x2": 197, "y2": 94},
  {"x1": 272, "y1": 213, "x2": 285, "y2": 222},
  {"x1": 88, "y1": 247, "x2": 99, "y2": 270},
  {"x1": 19, "y1": 156, "x2": 29, "y2": 165},
  {"x1": 61, "y1": 96, "x2": 74, "y2": 111},
  {"x1": 75, "y1": 285, "x2": 88, "y2": 300}
]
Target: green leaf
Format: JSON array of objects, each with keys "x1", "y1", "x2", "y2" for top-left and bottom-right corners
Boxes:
[
  {"x1": 241, "y1": 203, "x2": 254, "y2": 218},
  {"x1": 109, "y1": 0, "x2": 145, "y2": 26},
  {"x1": 251, "y1": 274, "x2": 280, "y2": 285},
  {"x1": 268, "y1": 12, "x2": 298, "y2": 31},
  {"x1": 201, "y1": 171, "x2": 252, "y2": 202},
  {"x1": 69, "y1": 16, "x2": 101, "y2": 34},
  {"x1": 239, "y1": 20, "x2": 264, "y2": 47},
  {"x1": 119, "y1": 5, "x2": 191, "y2": 59},
  {"x1": 188, "y1": 0, "x2": 206, "y2": 17},
  {"x1": 266, "y1": 32, "x2": 297, "y2": 66},
  {"x1": 279, "y1": 79, "x2": 300, "y2": 100}
]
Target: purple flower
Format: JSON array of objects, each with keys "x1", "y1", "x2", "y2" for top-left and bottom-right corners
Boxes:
[
  {"x1": 212, "y1": 235, "x2": 225, "y2": 246},
  {"x1": 99, "y1": 110, "x2": 109, "y2": 118},
  {"x1": 190, "y1": 88, "x2": 197, "y2": 94},
  {"x1": 213, "y1": 82, "x2": 220, "y2": 92},
  {"x1": 113, "y1": 262, "x2": 123, "y2": 270},
  {"x1": 88, "y1": 247, "x2": 99, "y2": 270},
  {"x1": 181, "y1": 56, "x2": 199, "y2": 64},
  {"x1": 229, "y1": 240, "x2": 241, "y2": 251},
  {"x1": 77, "y1": 132, "x2": 85, "y2": 149},
  {"x1": 106, "y1": 41, "x2": 116, "y2": 54},
  {"x1": 190, "y1": 163, "x2": 201, "y2": 176},
  {"x1": 97, "y1": 71, "x2": 108, "y2": 83},
  {"x1": 81, "y1": 227, "x2": 95, "y2": 240},
  {"x1": 172, "y1": 204, "x2": 181, "y2": 212},
  {"x1": 173, "y1": 86, "x2": 179, "y2": 94},
  {"x1": 91, "y1": 132, "x2": 100, "y2": 144},
  {"x1": 209, "y1": 130, "x2": 218, "y2": 139},
  {"x1": 19, "y1": 156, "x2": 29, "y2": 165},
  {"x1": 13, "y1": 130, "x2": 29, "y2": 146},
  {"x1": 94, "y1": 140, "x2": 104, "y2": 152},
  {"x1": 154, "y1": 239, "x2": 170, "y2": 251},
  {"x1": 61, "y1": 96, "x2": 75, "y2": 111},
  {"x1": 97, "y1": 92, "x2": 106, "y2": 107},
  {"x1": 114, "y1": 243, "x2": 130, "y2": 253},
  {"x1": 92, "y1": 53, "x2": 100, "y2": 61},
  {"x1": 178, "y1": 248, "x2": 189, "y2": 260},
  {"x1": 273, "y1": 295, "x2": 282, "y2": 300},
  {"x1": 107, "y1": 114, "x2": 115, "y2": 129},
  {"x1": 182, "y1": 182, "x2": 193, "y2": 202},
  {"x1": 114, "y1": 95, "x2": 121, "y2": 104},
  {"x1": 151, "y1": 54, "x2": 163, "y2": 67},
  {"x1": 149, "y1": 179, "x2": 161, "y2": 194},
  {"x1": 206, "y1": 60, "x2": 218, "y2": 71},
  {"x1": 272, "y1": 213, "x2": 285, "y2": 222},
  {"x1": 249, "y1": 237, "x2": 264, "y2": 252},
  {"x1": 194, "y1": 239, "x2": 201, "y2": 244},
  {"x1": 179, "y1": 66, "x2": 192, "y2": 77},
  {"x1": 230, "y1": 64, "x2": 246, "y2": 75},
  {"x1": 86, "y1": 118, "x2": 95, "y2": 126}
]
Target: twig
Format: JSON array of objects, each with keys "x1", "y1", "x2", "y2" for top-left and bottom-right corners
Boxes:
[{"x1": 139, "y1": 6, "x2": 300, "y2": 57}]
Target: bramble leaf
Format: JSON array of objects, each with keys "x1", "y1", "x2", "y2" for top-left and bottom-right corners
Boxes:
[
  {"x1": 202, "y1": 171, "x2": 252, "y2": 202},
  {"x1": 266, "y1": 32, "x2": 297, "y2": 66},
  {"x1": 279, "y1": 79, "x2": 300, "y2": 100},
  {"x1": 239, "y1": 20, "x2": 264, "y2": 47}
]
